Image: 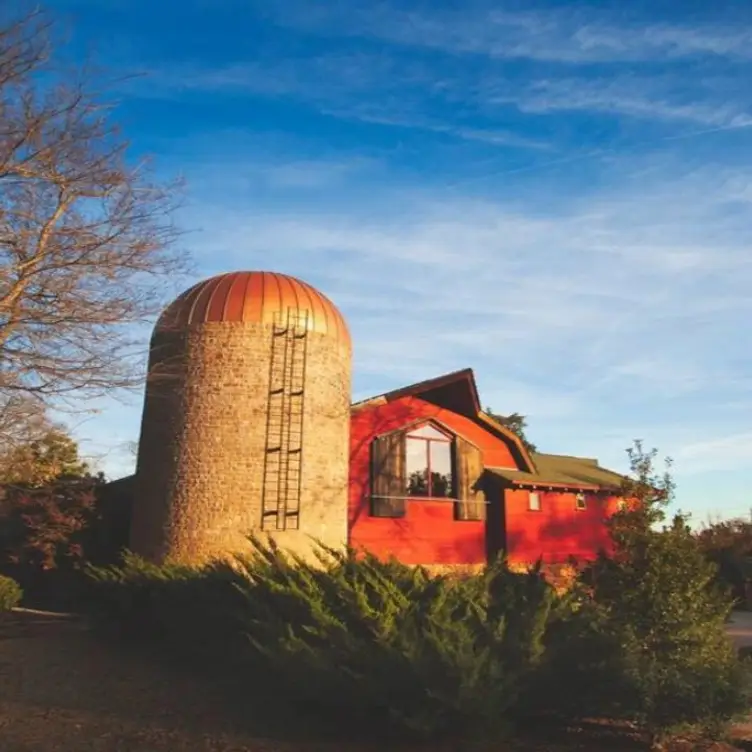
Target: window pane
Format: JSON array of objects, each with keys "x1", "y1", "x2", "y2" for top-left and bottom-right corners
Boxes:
[
  {"x1": 529, "y1": 492, "x2": 540, "y2": 511},
  {"x1": 406, "y1": 437, "x2": 429, "y2": 496},
  {"x1": 576, "y1": 493, "x2": 587, "y2": 510},
  {"x1": 429, "y1": 440, "x2": 452, "y2": 497},
  {"x1": 407, "y1": 423, "x2": 451, "y2": 441}
]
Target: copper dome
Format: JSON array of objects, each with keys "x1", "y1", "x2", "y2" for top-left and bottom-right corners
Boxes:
[{"x1": 156, "y1": 271, "x2": 350, "y2": 345}]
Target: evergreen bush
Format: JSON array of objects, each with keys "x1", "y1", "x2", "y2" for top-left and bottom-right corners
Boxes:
[
  {"x1": 231, "y1": 542, "x2": 562, "y2": 739},
  {"x1": 84, "y1": 552, "x2": 248, "y2": 663},
  {"x1": 85, "y1": 541, "x2": 567, "y2": 740},
  {"x1": 83, "y1": 447, "x2": 752, "y2": 748}
]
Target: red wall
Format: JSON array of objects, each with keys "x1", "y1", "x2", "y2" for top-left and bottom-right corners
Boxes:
[
  {"x1": 504, "y1": 488, "x2": 620, "y2": 564},
  {"x1": 348, "y1": 395, "x2": 516, "y2": 565},
  {"x1": 348, "y1": 395, "x2": 620, "y2": 567}
]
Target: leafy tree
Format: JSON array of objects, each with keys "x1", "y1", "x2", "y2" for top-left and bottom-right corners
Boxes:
[
  {"x1": 0, "y1": 427, "x2": 95, "y2": 487},
  {"x1": 582, "y1": 442, "x2": 749, "y2": 744},
  {"x1": 607, "y1": 439, "x2": 674, "y2": 550},
  {"x1": 696, "y1": 516, "x2": 752, "y2": 605},
  {"x1": 0, "y1": 426, "x2": 103, "y2": 573},
  {"x1": 484, "y1": 408, "x2": 537, "y2": 453},
  {"x1": 0, "y1": 479, "x2": 99, "y2": 571}
]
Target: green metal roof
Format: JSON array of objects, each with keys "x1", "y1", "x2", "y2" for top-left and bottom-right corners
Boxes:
[{"x1": 487, "y1": 453, "x2": 627, "y2": 492}]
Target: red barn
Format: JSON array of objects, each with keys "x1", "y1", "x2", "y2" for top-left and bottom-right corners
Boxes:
[
  {"x1": 349, "y1": 368, "x2": 626, "y2": 571},
  {"x1": 105, "y1": 366, "x2": 627, "y2": 570}
]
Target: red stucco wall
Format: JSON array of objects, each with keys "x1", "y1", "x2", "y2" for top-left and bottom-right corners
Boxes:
[
  {"x1": 504, "y1": 488, "x2": 620, "y2": 564},
  {"x1": 348, "y1": 395, "x2": 516, "y2": 565}
]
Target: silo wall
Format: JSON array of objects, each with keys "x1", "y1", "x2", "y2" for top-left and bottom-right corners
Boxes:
[{"x1": 130, "y1": 321, "x2": 351, "y2": 566}]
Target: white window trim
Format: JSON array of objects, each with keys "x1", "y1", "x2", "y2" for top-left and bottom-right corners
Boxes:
[{"x1": 528, "y1": 491, "x2": 541, "y2": 511}]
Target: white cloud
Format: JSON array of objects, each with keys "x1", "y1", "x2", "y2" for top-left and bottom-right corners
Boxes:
[
  {"x1": 171, "y1": 152, "x2": 752, "y2": 423},
  {"x1": 79, "y1": 143, "x2": 752, "y2": 526},
  {"x1": 264, "y1": 3, "x2": 752, "y2": 63},
  {"x1": 499, "y1": 77, "x2": 752, "y2": 128},
  {"x1": 674, "y1": 433, "x2": 752, "y2": 475}
]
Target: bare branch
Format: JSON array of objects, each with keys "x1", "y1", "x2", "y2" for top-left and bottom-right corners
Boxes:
[{"x1": 0, "y1": 7, "x2": 191, "y2": 433}]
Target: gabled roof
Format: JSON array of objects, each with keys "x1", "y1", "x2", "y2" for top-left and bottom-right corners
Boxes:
[
  {"x1": 487, "y1": 453, "x2": 627, "y2": 492},
  {"x1": 351, "y1": 368, "x2": 536, "y2": 472},
  {"x1": 351, "y1": 367, "x2": 480, "y2": 414}
]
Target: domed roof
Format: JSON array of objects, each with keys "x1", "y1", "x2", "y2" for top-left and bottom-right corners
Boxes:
[{"x1": 156, "y1": 271, "x2": 350, "y2": 345}]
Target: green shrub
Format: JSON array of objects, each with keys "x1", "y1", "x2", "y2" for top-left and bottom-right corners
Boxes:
[
  {"x1": 229, "y1": 542, "x2": 561, "y2": 739},
  {"x1": 0, "y1": 574, "x2": 23, "y2": 611},
  {"x1": 83, "y1": 510, "x2": 750, "y2": 746},
  {"x1": 85, "y1": 541, "x2": 567, "y2": 741},
  {"x1": 587, "y1": 515, "x2": 749, "y2": 741},
  {"x1": 84, "y1": 551, "x2": 249, "y2": 664}
]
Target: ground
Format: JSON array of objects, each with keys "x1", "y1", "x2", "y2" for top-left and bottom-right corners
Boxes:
[{"x1": 0, "y1": 608, "x2": 750, "y2": 752}]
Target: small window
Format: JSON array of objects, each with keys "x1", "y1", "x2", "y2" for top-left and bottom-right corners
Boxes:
[
  {"x1": 575, "y1": 493, "x2": 587, "y2": 511},
  {"x1": 528, "y1": 492, "x2": 541, "y2": 511}
]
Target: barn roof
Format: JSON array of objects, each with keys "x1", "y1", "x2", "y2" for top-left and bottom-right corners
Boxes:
[
  {"x1": 487, "y1": 453, "x2": 627, "y2": 492},
  {"x1": 352, "y1": 368, "x2": 536, "y2": 472}
]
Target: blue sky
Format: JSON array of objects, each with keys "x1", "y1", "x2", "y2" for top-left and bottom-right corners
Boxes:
[{"x1": 39, "y1": 0, "x2": 752, "y2": 522}]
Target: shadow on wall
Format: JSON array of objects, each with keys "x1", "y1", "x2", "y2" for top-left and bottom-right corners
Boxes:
[
  {"x1": 506, "y1": 499, "x2": 612, "y2": 564},
  {"x1": 349, "y1": 398, "x2": 421, "y2": 528}
]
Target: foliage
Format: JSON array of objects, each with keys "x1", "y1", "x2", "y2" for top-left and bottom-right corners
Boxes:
[
  {"x1": 0, "y1": 428, "x2": 95, "y2": 487},
  {"x1": 238, "y1": 543, "x2": 566, "y2": 739},
  {"x1": 484, "y1": 408, "x2": 537, "y2": 453},
  {"x1": 82, "y1": 443, "x2": 750, "y2": 746},
  {"x1": 696, "y1": 517, "x2": 752, "y2": 605},
  {"x1": 0, "y1": 573, "x2": 22, "y2": 610},
  {"x1": 577, "y1": 443, "x2": 750, "y2": 743},
  {"x1": 84, "y1": 552, "x2": 249, "y2": 658},
  {"x1": 86, "y1": 542, "x2": 568, "y2": 741},
  {"x1": 0, "y1": 477, "x2": 102, "y2": 571}
]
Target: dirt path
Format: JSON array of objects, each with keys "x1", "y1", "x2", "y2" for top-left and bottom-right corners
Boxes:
[
  {"x1": 0, "y1": 609, "x2": 362, "y2": 752},
  {"x1": 0, "y1": 609, "x2": 749, "y2": 752}
]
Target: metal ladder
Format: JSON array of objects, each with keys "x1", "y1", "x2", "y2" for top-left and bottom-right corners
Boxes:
[{"x1": 261, "y1": 308, "x2": 308, "y2": 530}]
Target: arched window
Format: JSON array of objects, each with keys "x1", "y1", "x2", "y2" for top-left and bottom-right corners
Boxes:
[
  {"x1": 370, "y1": 421, "x2": 485, "y2": 521},
  {"x1": 405, "y1": 423, "x2": 453, "y2": 498}
]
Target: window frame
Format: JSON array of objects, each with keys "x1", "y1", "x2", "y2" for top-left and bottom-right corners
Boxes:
[
  {"x1": 575, "y1": 492, "x2": 587, "y2": 511},
  {"x1": 369, "y1": 419, "x2": 486, "y2": 520},
  {"x1": 528, "y1": 491, "x2": 541, "y2": 512},
  {"x1": 404, "y1": 422, "x2": 455, "y2": 500}
]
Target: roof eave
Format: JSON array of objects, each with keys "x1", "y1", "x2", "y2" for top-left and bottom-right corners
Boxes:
[{"x1": 476, "y1": 411, "x2": 537, "y2": 474}]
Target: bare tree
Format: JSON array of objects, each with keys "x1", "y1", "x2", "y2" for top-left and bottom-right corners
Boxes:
[{"x1": 0, "y1": 9, "x2": 189, "y2": 421}]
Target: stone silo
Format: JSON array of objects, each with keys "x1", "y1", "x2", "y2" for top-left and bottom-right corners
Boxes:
[{"x1": 130, "y1": 271, "x2": 352, "y2": 565}]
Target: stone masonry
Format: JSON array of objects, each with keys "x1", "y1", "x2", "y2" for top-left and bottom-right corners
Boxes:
[{"x1": 131, "y1": 321, "x2": 351, "y2": 566}]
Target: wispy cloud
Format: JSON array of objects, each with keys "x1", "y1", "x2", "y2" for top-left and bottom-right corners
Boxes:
[
  {"x1": 263, "y1": 3, "x2": 752, "y2": 63},
  {"x1": 674, "y1": 433, "x2": 752, "y2": 475},
  {"x1": 175, "y1": 150, "x2": 752, "y2": 426},
  {"x1": 50, "y1": 0, "x2": 752, "y2": 521},
  {"x1": 500, "y1": 77, "x2": 752, "y2": 127},
  {"x1": 133, "y1": 48, "x2": 752, "y2": 145}
]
